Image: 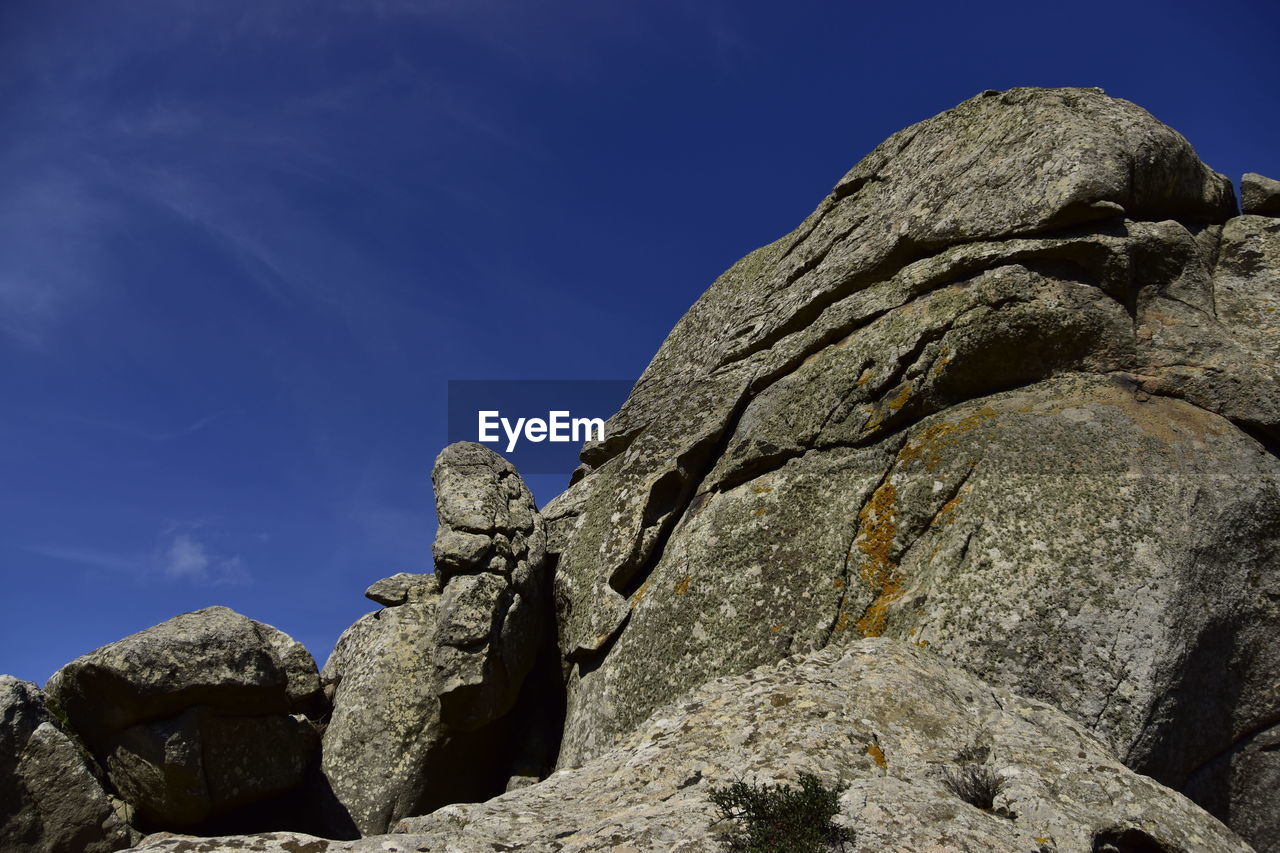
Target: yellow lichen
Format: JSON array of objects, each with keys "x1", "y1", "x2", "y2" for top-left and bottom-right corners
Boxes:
[
  {"x1": 853, "y1": 479, "x2": 903, "y2": 638},
  {"x1": 931, "y1": 488, "x2": 966, "y2": 526},
  {"x1": 674, "y1": 576, "x2": 691, "y2": 596},
  {"x1": 930, "y1": 348, "x2": 953, "y2": 377},
  {"x1": 887, "y1": 382, "x2": 913, "y2": 412},
  {"x1": 630, "y1": 575, "x2": 654, "y2": 608},
  {"x1": 897, "y1": 407, "x2": 997, "y2": 472},
  {"x1": 867, "y1": 743, "x2": 887, "y2": 767}
]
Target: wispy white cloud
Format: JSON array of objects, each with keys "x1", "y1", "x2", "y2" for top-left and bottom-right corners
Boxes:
[
  {"x1": 163, "y1": 533, "x2": 210, "y2": 579},
  {"x1": 46, "y1": 409, "x2": 238, "y2": 441},
  {"x1": 162, "y1": 531, "x2": 251, "y2": 585},
  {"x1": 23, "y1": 528, "x2": 250, "y2": 585},
  {"x1": 23, "y1": 544, "x2": 139, "y2": 573},
  {"x1": 0, "y1": 165, "x2": 116, "y2": 345}
]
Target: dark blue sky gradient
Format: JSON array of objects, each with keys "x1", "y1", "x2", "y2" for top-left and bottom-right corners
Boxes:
[{"x1": 2, "y1": 0, "x2": 1277, "y2": 683}]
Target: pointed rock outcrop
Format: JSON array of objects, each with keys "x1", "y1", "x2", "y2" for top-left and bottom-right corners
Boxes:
[{"x1": 320, "y1": 442, "x2": 556, "y2": 835}]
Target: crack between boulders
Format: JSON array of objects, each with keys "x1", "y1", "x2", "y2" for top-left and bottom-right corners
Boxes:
[{"x1": 1179, "y1": 711, "x2": 1280, "y2": 781}]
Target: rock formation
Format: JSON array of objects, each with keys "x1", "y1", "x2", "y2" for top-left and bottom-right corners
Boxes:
[
  {"x1": 319, "y1": 442, "x2": 556, "y2": 835},
  {"x1": 1242, "y1": 173, "x2": 1280, "y2": 215},
  {"x1": 546, "y1": 87, "x2": 1280, "y2": 850},
  {"x1": 4, "y1": 87, "x2": 1279, "y2": 853},
  {"x1": 43, "y1": 607, "x2": 323, "y2": 832},
  {"x1": 122, "y1": 640, "x2": 1253, "y2": 852},
  {"x1": 1, "y1": 676, "x2": 136, "y2": 852}
]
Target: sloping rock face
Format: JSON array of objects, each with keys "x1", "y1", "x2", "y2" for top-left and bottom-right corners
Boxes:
[
  {"x1": 320, "y1": 442, "x2": 556, "y2": 836},
  {"x1": 549, "y1": 87, "x2": 1280, "y2": 849},
  {"x1": 1, "y1": 676, "x2": 136, "y2": 852},
  {"x1": 124, "y1": 640, "x2": 1252, "y2": 851},
  {"x1": 44, "y1": 607, "x2": 323, "y2": 831}
]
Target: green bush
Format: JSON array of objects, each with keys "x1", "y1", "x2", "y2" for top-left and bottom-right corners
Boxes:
[{"x1": 708, "y1": 771, "x2": 852, "y2": 853}]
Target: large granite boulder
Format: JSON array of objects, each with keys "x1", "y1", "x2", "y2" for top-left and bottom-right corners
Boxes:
[
  {"x1": 1, "y1": 676, "x2": 136, "y2": 852},
  {"x1": 548, "y1": 87, "x2": 1280, "y2": 849},
  {"x1": 45, "y1": 607, "x2": 322, "y2": 830},
  {"x1": 320, "y1": 442, "x2": 554, "y2": 835},
  {"x1": 125, "y1": 640, "x2": 1251, "y2": 851}
]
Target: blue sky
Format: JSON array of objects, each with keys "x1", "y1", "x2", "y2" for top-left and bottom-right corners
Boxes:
[{"x1": 2, "y1": 0, "x2": 1277, "y2": 684}]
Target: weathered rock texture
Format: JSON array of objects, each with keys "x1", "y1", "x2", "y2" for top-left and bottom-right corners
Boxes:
[
  {"x1": 15, "y1": 87, "x2": 1280, "y2": 853},
  {"x1": 45, "y1": 607, "x2": 323, "y2": 831},
  {"x1": 1242, "y1": 172, "x2": 1280, "y2": 215},
  {"x1": 431, "y1": 442, "x2": 548, "y2": 729},
  {"x1": 123, "y1": 640, "x2": 1253, "y2": 851},
  {"x1": 547, "y1": 87, "x2": 1280, "y2": 850},
  {"x1": 1, "y1": 676, "x2": 136, "y2": 852},
  {"x1": 320, "y1": 442, "x2": 557, "y2": 836}
]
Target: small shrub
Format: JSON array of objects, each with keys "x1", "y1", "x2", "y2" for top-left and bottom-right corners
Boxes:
[
  {"x1": 941, "y1": 764, "x2": 1005, "y2": 811},
  {"x1": 708, "y1": 771, "x2": 852, "y2": 853}
]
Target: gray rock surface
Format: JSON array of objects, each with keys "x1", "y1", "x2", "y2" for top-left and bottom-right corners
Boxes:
[
  {"x1": 45, "y1": 607, "x2": 322, "y2": 828},
  {"x1": 125, "y1": 641, "x2": 1251, "y2": 851},
  {"x1": 431, "y1": 442, "x2": 547, "y2": 730},
  {"x1": 320, "y1": 595, "x2": 444, "y2": 836},
  {"x1": 1242, "y1": 172, "x2": 1280, "y2": 214},
  {"x1": 320, "y1": 442, "x2": 551, "y2": 836},
  {"x1": 1, "y1": 675, "x2": 137, "y2": 852},
  {"x1": 547, "y1": 87, "x2": 1280, "y2": 849},
  {"x1": 362, "y1": 572, "x2": 437, "y2": 607}
]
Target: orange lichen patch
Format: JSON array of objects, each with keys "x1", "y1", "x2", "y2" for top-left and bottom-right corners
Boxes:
[
  {"x1": 629, "y1": 575, "x2": 655, "y2": 608},
  {"x1": 770, "y1": 623, "x2": 785, "y2": 633},
  {"x1": 833, "y1": 611, "x2": 850, "y2": 632},
  {"x1": 867, "y1": 743, "x2": 887, "y2": 768},
  {"x1": 832, "y1": 576, "x2": 846, "y2": 590},
  {"x1": 856, "y1": 367, "x2": 875, "y2": 388},
  {"x1": 752, "y1": 485, "x2": 774, "y2": 494},
  {"x1": 754, "y1": 506, "x2": 767, "y2": 517},
  {"x1": 930, "y1": 487, "x2": 968, "y2": 526},
  {"x1": 674, "y1": 576, "x2": 692, "y2": 596},
  {"x1": 853, "y1": 479, "x2": 904, "y2": 638},
  {"x1": 930, "y1": 349, "x2": 953, "y2": 377},
  {"x1": 897, "y1": 407, "x2": 997, "y2": 473},
  {"x1": 887, "y1": 382, "x2": 913, "y2": 412}
]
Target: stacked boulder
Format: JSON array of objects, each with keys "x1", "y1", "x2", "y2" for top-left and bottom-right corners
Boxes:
[
  {"x1": 319, "y1": 441, "x2": 554, "y2": 835},
  {"x1": 43, "y1": 607, "x2": 323, "y2": 832}
]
